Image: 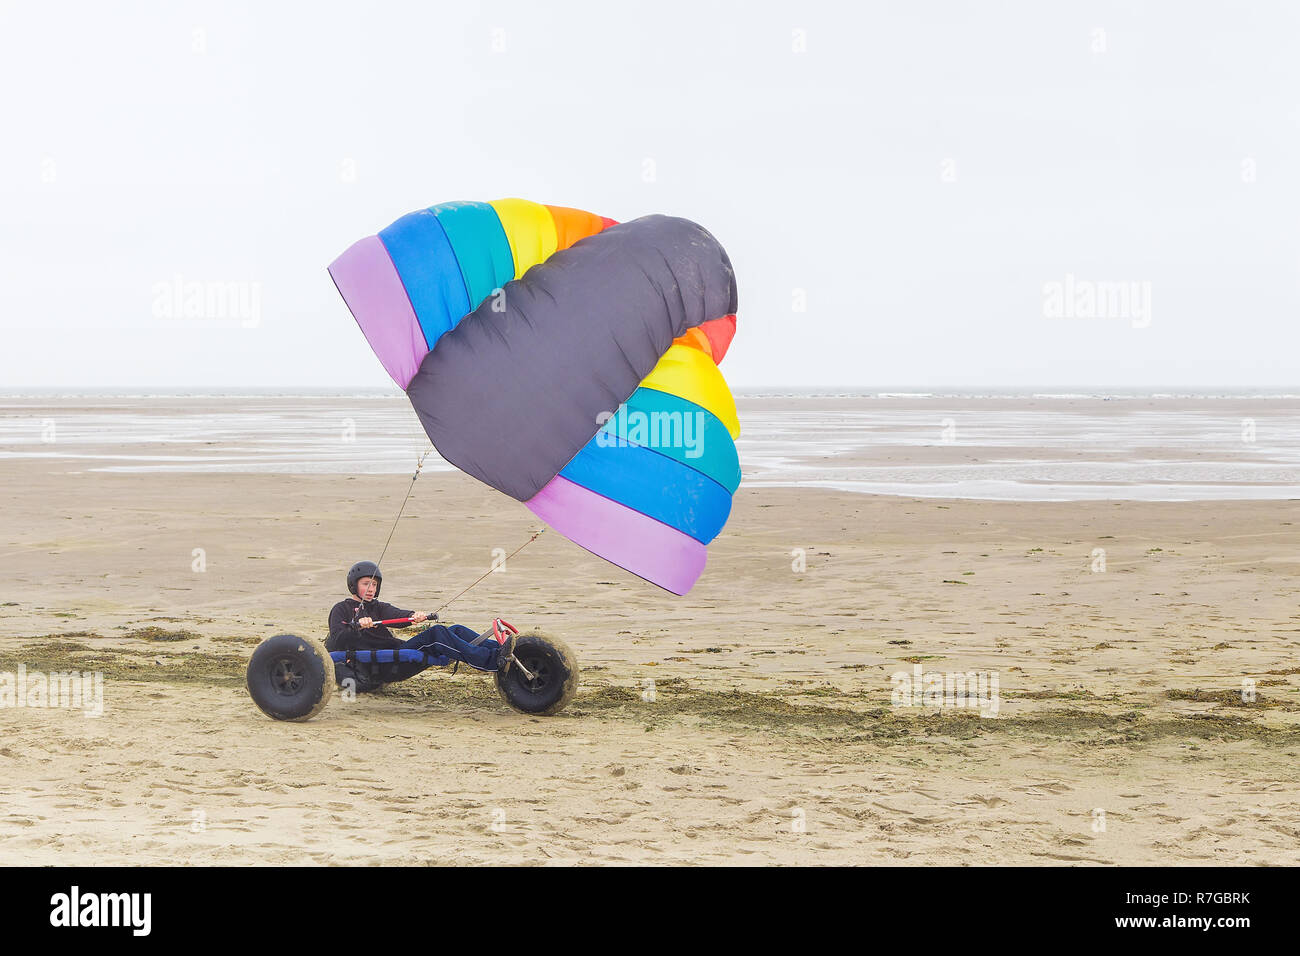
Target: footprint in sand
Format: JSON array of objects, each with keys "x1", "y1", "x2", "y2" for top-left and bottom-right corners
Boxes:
[{"x1": 1011, "y1": 780, "x2": 1072, "y2": 795}]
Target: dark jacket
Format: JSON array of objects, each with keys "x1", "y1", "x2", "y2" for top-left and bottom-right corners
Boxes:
[{"x1": 326, "y1": 598, "x2": 414, "y2": 652}]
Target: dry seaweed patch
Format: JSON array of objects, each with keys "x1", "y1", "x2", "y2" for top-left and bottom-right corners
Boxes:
[
  {"x1": 32, "y1": 641, "x2": 97, "y2": 654},
  {"x1": 372, "y1": 672, "x2": 503, "y2": 708},
  {"x1": 26, "y1": 630, "x2": 104, "y2": 641},
  {"x1": 554, "y1": 680, "x2": 1300, "y2": 747},
  {"x1": 1003, "y1": 689, "x2": 1121, "y2": 702},
  {"x1": 23, "y1": 627, "x2": 203, "y2": 644},
  {"x1": 1165, "y1": 688, "x2": 1290, "y2": 710},
  {"x1": 11, "y1": 638, "x2": 1300, "y2": 747},
  {"x1": 568, "y1": 681, "x2": 1300, "y2": 746},
  {"x1": 16, "y1": 641, "x2": 247, "y2": 686},
  {"x1": 127, "y1": 626, "x2": 201, "y2": 642}
]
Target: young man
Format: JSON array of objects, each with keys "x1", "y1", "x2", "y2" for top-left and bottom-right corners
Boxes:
[{"x1": 326, "y1": 561, "x2": 515, "y2": 680}]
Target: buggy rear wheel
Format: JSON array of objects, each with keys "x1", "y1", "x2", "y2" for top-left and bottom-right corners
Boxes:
[
  {"x1": 246, "y1": 633, "x2": 334, "y2": 721},
  {"x1": 494, "y1": 632, "x2": 578, "y2": 716}
]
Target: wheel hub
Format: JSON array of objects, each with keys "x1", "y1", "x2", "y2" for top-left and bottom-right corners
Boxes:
[
  {"x1": 270, "y1": 656, "x2": 305, "y2": 695},
  {"x1": 519, "y1": 656, "x2": 550, "y2": 692}
]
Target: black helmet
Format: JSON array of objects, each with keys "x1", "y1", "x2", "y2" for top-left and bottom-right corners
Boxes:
[{"x1": 347, "y1": 561, "x2": 382, "y2": 598}]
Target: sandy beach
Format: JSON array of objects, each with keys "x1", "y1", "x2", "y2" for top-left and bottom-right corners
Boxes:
[{"x1": 2, "y1": 396, "x2": 1299, "y2": 865}]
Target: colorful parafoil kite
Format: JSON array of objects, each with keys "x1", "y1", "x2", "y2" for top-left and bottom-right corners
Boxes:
[{"x1": 328, "y1": 199, "x2": 739, "y2": 595}]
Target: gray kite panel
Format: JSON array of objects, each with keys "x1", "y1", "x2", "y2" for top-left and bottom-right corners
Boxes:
[{"x1": 406, "y1": 214, "x2": 736, "y2": 501}]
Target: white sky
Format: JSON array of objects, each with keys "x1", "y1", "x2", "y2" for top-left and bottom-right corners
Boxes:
[{"x1": 1, "y1": 0, "x2": 1297, "y2": 389}]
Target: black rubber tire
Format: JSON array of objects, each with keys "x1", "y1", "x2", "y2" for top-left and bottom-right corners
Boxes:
[
  {"x1": 494, "y1": 632, "x2": 579, "y2": 716},
  {"x1": 246, "y1": 634, "x2": 334, "y2": 721}
]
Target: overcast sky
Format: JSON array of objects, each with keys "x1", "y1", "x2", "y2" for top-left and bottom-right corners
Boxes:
[{"x1": 2, "y1": 0, "x2": 1297, "y2": 390}]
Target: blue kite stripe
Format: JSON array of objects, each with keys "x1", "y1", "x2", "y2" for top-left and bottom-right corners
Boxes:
[
  {"x1": 599, "y1": 386, "x2": 741, "y2": 493},
  {"x1": 558, "y1": 437, "x2": 732, "y2": 544},
  {"x1": 431, "y1": 201, "x2": 516, "y2": 311},
  {"x1": 378, "y1": 210, "x2": 472, "y2": 351}
]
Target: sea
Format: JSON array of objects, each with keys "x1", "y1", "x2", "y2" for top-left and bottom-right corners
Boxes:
[{"x1": 1, "y1": 389, "x2": 1297, "y2": 501}]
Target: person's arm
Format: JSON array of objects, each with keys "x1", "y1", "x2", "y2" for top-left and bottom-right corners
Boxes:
[{"x1": 328, "y1": 603, "x2": 364, "y2": 645}]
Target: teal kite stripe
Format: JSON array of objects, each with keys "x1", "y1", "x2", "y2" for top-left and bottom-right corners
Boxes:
[
  {"x1": 431, "y1": 201, "x2": 516, "y2": 311},
  {"x1": 378, "y1": 210, "x2": 471, "y2": 351},
  {"x1": 600, "y1": 387, "x2": 741, "y2": 493},
  {"x1": 559, "y1": 436, "x2": 733, "y2": 544}
]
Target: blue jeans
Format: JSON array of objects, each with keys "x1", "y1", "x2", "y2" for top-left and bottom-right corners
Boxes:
[{"x1": 402, "y1": 623, "x2": 500, "y2": 672}]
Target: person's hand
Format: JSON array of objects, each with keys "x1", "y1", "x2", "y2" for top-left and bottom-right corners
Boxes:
[
  {"x1": 357, "y1": 617, "x2": 374, "y2": 628},
  {"x1": 411, "y1": 612, "x2": 428, "y2": 624}
]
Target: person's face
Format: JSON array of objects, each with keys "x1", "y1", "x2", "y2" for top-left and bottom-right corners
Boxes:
[{"x1": 355, "y1": 576, "x2": 378, "y2": 601}]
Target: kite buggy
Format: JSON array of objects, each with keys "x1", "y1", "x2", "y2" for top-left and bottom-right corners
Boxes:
[
  {"x1": 246, "y1": 197, "x2": 741, "y2": 721},
  {"x1": 245, "y1": 618, "x2": 579, "y2": 721}
]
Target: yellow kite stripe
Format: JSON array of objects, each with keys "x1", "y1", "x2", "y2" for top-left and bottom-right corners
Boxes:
[
  {"x1": 640, "y1": 344, "x2": 740, "y2": 439},
  {"x1": 488, "y1": 198, "x2": 558, "y2": 279}
]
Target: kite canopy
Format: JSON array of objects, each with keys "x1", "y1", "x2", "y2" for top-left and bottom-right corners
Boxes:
[{"x1": 328, "y1": 199, "x2": 739, "y2": 595}]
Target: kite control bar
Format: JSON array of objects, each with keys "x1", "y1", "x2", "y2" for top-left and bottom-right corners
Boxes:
[{"x1": 348, "y1": 615, "x2": 435, "y2": 627}]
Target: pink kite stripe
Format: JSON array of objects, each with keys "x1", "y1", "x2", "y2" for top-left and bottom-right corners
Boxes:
[
  {"x1": 524, "y1": 475, "x2": 706, "y2": 595},
  {"x1": 328, "y1": 235, "x2": 428, "y2": 390}
]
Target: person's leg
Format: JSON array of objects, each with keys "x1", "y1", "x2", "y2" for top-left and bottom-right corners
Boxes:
[
  {"x1": 404, "y1": 624, "x2": 499, "y2": 671},
  {"x1": 447, "y1": 624, "x2": 484, "y2": 645}
]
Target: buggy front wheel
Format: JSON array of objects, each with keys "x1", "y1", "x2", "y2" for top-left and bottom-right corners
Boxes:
[
  {"x1": 494, "y1": 632, "x2": 578, "y2": 716},
  {"x1": 246, "y1": 633, "x2": 334, "y2": 721}
]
